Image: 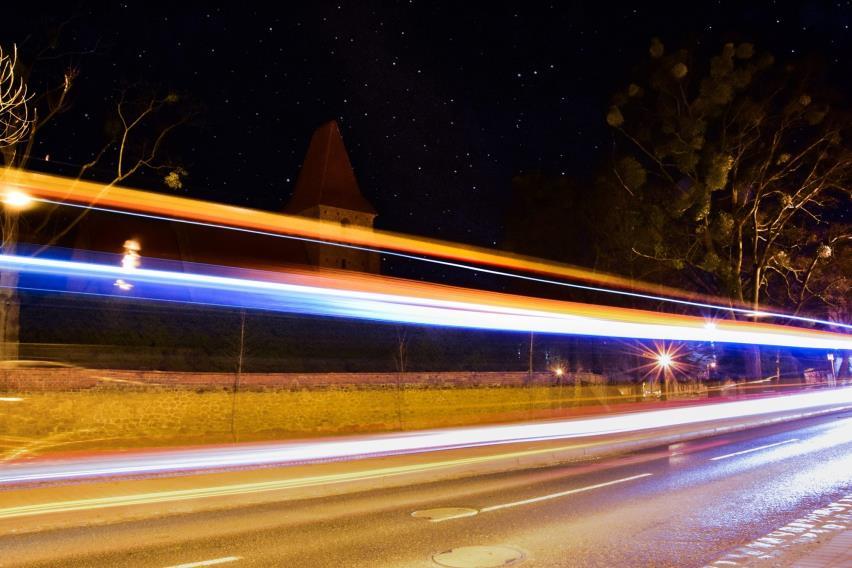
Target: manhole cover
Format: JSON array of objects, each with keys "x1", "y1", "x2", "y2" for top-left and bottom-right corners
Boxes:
[
  {"x1": 432, "y1": 545, "x2": 526, "y2": 567},
  {"x1": 411, "y1": 508, "x2": 478, "y2": 522}
]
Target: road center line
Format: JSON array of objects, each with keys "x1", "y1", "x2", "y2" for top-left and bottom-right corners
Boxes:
[
  {"x1": 461, "y1": 473, "x2": 653, "y2": 516},
  {"x1": 709, "y1": 438, "x2": 798, "y2": 461},
  {"x1": 480, "y1": 473, "x2": 653, "y2": 513},
  {"x1": 0, "y1": 443, "x2": 638, "y2": 521},
  {"x1": 164, "y1": 556, "x2": 241, "y2": 568}
]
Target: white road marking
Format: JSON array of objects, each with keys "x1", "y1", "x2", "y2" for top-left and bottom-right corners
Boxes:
[
  {"x1": 412, "y1": 507, "x2": 479, "y2": 522},
  {"x1": 709, "y1": 439, "x2": 798, "y2": 461},
  {"x1": 0, "y1": 449, "x2": 578, "y2": 520},
  {"x1": 428, "y1": 473, "x2": 653, "y2": 522},
  {"x1": 480, "y1": 473, "x2": 652, "y2": 512},
  {"x1": 427, "y1": 509, "x2": 480, "y2": 522},
  {"x1": 164, "y1": 557, "x2": 241, "y2": 568}
]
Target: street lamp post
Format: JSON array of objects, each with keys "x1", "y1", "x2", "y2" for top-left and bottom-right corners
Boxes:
[
  {"x1": 656, "y1": 352, "x2": 673, "y2": 401},
  {"x1": 554, "y1": 367, "x2": 564, "y2": 408},
  {"x1": 827, "y1": 353, "x2": 836, "y2": 387}
]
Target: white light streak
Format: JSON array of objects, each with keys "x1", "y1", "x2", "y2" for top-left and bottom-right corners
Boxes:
[{"x1": 1, "y1": 388, "x2": 849, "y2": 485}]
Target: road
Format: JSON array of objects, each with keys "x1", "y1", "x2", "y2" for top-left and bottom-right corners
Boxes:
[{"x1": 2, "y1": 410, "x2": 851, "y2": 567}]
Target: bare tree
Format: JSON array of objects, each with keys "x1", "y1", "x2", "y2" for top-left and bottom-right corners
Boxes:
[
  {"x1": 40, "y1": 87, "x2": 193, "y2": 248},
  {"x1": 0, "y1": 33, "x2": 195, "y2": 360},
  {"x1": 393, "y1": 328, "x2": 408, "y2": 429},
  {"x1": 230, "y1": 311, "x2": 247, "y2": 443},
  {"x1": 0, "y1": 46, "x2": 32, "y2": 151},
  {"x1": 0, "y1": 45, "x2": 33, "y2": 360}
]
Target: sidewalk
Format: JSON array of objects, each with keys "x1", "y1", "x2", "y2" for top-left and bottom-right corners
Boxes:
[
  {"x1": 708, "y1": 494, "x2": 852, "y2": 567},
  {"x1": 792, "y1": 529, "x2": 852, "y2": 568}
]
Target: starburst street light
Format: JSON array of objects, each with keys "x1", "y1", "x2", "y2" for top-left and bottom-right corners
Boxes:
[
  {"x1": 649, "y1": 346, "x2": 681, "y2": 401},
  {"x1": 655, "y1": 352, "x2": 674, "y2": 369}
]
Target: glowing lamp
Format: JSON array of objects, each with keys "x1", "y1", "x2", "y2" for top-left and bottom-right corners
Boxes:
[
  {"x1": 656, "y1": 352, "x2": 674, "y2": 369},
  {"x1": 120, "y1": 239, "x2": 141, "y2": 270},
  {"x1": 2, "y1": 189, "x2": 34, "y2": 210}
]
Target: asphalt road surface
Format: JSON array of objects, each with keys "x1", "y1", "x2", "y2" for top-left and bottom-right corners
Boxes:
[{"x1": 2, "y1": 410, "x2": 851, "y2": 567}]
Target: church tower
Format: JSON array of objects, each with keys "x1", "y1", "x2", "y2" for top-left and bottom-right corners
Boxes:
[{"x1": 286, "y1": 121, "x2": 379, "y2": 273}]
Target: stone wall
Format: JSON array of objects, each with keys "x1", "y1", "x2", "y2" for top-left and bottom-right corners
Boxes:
[
  {"x1": 0, "y1": 367, "x2": 731, "y2": 459},
  {"x1": 0, "y1": 383, "x2": 634, "y2": 457},
  {"x1": 0, "y1": 369, "x2": 599, "y2": 392}
]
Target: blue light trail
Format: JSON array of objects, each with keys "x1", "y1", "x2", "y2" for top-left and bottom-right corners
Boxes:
[{"x1": 1, "y1": 253, "x2": 849, "y2": 350}]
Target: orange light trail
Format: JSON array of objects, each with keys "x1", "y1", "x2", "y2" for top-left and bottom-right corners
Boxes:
[
  {"x1": 4, "y1": 167, "x2": 849, "y2": 330},
  {"x1": 0, "y1": 167, "x2": 744, "y2": 308}
]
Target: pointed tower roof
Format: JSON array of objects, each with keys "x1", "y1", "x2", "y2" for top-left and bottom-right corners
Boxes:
[{"x1": 285, "y1": 121, "x2": 376, "y2": 215}]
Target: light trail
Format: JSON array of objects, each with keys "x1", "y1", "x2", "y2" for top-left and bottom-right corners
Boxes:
[
  {"x1": 38, "y1": 197, "x2": 852, "y2": 331},
  {"x1": 5, "y1": 167, "x2": 846, "y2": 329},
  {"x1": 0, "y1": 387, "x2": 850, "y2": 485},
  {"x1": 1, "y1": 253, "x2": 850, "y2": 350}
]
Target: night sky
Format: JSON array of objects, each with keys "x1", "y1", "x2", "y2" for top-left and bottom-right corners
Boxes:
[{"x1": 3, "y1": 2, "x2": 851, "y2": 251}]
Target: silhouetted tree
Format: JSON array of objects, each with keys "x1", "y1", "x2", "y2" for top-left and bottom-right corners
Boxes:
[{"x1": 602, "y1": 39, "x2": 851, "y2": 324}]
